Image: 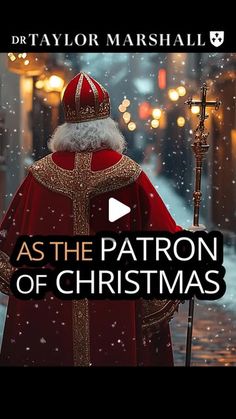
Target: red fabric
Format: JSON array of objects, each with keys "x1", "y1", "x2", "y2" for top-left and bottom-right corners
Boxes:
[
  {"x1": 0, "y1": 150, "x2": 181, "y2": 366},
  {"x1": 62, "y1": 72, "x2": 110, "y2": 122}
]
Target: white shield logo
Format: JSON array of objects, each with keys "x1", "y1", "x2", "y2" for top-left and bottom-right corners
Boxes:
[{"x1": 210, "y1": 31, "x2": 224, "y2": 47}]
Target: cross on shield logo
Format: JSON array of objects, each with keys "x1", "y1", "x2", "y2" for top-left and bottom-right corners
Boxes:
[{"x1": 209, "y1": 31, "x2": 224, "y2": 47}]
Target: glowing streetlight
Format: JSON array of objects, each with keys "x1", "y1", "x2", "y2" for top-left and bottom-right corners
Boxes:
[
  {"x1": 122, "y1": 99, "x2": 130, "y2": 107},
  {"x1": 8, "y1": 53, "x2": 46, "y2": 76},
  {"x1": 123, "y1": 112, "x2": 131, "y2": 124},
  {"x1": 128, "y1": 122, "x2": 136, "y2": 131},
  {"x1": 177, "y1": 86, "x2": 187, "y2": 97},
  {"x1": 35, "y1": 80, "x2": 45, "y2": 89},
  {"x1": 118, "y1": 104, "x2": 126, "y2": 113},
  {"x1": 191, "y1": 105, "x2": 200, "y2": 114},
  {"x1": 151, "y1": 119, "x2": 159, "y2": 128},
  {"x1": 44, "y1": 75, "x2": 65, "y2": 92},
  {"x1": 168, "y1": 89, "x2": 179, "y2": 101},
  {"x1": 152, "y1": 108, "x2": 162, "y2": 119},
  {"x1": 177, "y1": 116, "x2": 185, "y2": 127},
  {"x1": 8, "y1": 53, "x2": 16, "y2": 62}
]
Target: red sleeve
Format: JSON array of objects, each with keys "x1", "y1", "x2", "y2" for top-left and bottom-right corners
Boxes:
[
  {"x1": 0, "y1": 173, "x2": 33, "y2": 256},
  {"x1": 137, "y1": 171, "x2": 182, "y2": 233}
]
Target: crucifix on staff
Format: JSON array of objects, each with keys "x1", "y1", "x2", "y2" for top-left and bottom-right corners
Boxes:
[{"x1": 185, "y1": 83, "x2": 221, "y2": 366}]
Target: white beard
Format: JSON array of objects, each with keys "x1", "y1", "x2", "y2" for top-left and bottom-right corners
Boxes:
[{"x1": 48, "y1": 117, "x2": 126, "y2": 153}]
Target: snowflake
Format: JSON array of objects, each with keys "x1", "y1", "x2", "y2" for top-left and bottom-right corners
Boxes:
[{"x1": 0, "y1": 229, "x2": 7, "y2": 238}]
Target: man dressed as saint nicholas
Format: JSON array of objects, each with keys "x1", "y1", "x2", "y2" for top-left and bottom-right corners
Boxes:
[{"x1": 0, "y1": 72, "x2": 181, "y2": 366}]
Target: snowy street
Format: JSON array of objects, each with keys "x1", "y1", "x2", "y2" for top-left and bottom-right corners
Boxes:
[
  {"x1": 143, "y1": 164, "x2": 236, "y2": 366},
  {"x1": 0, "y1": 166, "x2": 236, "y2": 365}
]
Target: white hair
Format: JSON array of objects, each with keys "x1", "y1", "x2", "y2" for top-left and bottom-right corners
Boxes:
[{"x1": 48, "y1": 117, "x2": 126, "y2": 153}]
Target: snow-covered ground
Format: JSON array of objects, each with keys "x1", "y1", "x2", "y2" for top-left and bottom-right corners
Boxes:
[
  {"x1": 143, "y1": 163, "x2": 236, "y2": 313},
  {"x1": 0, "y1": 303, "x2": 7, "y2": 351}
]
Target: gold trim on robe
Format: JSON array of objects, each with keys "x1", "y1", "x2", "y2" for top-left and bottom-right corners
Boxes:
[
  {"x1": 29, "y1": 152, "x2": 142, "y2": 366},
  {"x1": 0, "y1": 250, "x2": 14, "y2": 295},
  {"x1": 141, "y1": 299, "x2": 180, "y2": 336}
]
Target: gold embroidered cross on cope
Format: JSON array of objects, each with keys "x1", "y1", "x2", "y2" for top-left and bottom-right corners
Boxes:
[{"x1": 29, "y1": 151, "x2": 141, "y2": 366}]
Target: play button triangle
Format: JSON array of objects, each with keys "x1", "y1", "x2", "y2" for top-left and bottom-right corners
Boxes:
[{"x1": 108, "y1": 198, "x2": 131, "y2": 222}]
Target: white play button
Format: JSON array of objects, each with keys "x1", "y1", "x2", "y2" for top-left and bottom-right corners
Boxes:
[{"x1": 108, "y1": 198, "x2": 131, "y2": 222}]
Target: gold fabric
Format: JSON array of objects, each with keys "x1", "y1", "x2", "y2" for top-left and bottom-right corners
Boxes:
[
  {"x1": 0, "y1": 250, "x2": 14, "y2": 295},
  {"x1": 141, "y1": 299, "x2": 180, "y2": 336}
]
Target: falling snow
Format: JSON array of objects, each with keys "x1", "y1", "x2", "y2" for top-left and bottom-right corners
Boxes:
[{"x1": 0, "y1": 52, "x2": 236, "y2": 365}]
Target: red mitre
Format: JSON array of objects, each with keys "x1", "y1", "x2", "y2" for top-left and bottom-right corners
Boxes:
[{"x1": 62, "y1": 72, "x2": 110, "y2": 123}]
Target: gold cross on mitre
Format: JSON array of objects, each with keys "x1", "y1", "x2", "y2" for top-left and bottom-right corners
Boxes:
[{"x1": 185, "y1": 83, "x2": 221, "y2": 131}]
